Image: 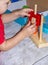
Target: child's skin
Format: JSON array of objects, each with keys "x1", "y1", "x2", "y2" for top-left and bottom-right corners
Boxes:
[{"x1": 0, "y1": 0, "x2": 36, "y2": 51}]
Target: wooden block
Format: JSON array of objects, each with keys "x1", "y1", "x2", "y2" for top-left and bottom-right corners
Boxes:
[
  {"x1": 28, "y1": 11, "x2": 41, "y2": 27},
  {"x1": 28, "y1": 11, "x2": 34, "y2": 21},
  {"x1": 36, "y1": 14, "x2": 41, "y2": 26}
]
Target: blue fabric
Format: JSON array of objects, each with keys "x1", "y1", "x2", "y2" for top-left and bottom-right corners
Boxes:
[
  {"x1": 14, "y1": 17, "x2": 28, "y2": 26},
  {"x1": 11, "y1": 0, "x2": 19, "y2": 3},
  {"x1": 4, "y1": 10, "x2": 11, "y2": 13}
]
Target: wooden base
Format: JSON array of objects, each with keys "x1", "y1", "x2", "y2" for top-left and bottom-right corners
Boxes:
[{"x1": 30, "y1": 33, "x2": 48, "y2": 48}]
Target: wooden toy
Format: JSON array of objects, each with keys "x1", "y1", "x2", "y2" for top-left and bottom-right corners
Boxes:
[
  {"x1": 29, "y1": 4, "x2": 48, "y2": 48},
  {"x1": 28, "y1": 6, "x2": 41, "y2": 27}
]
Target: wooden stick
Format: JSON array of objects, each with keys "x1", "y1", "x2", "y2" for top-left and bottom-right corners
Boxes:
[
  {"x1": 31, "y1": 4, "x2": 37, "y2": 24},
  {"x1": 34, "y1": 4, "x2": 37, "y2": 15},
  {"x1": 31, "y1": 4, "x2": 38, "y2": 34},
  {"x1": 39, "y1": 15, "x2": 44, "y2": 42}
]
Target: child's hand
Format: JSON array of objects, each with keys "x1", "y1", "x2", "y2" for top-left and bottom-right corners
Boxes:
[
  {"x1": 21, "y1": 22, "x2": 36, "y2": 37},
  {"x1": 18, "y1": 8, "x2": 33, "y2": 17}
]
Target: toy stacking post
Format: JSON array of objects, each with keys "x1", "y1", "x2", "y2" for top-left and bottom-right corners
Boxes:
[
  {"x1": 30, "y1": 4, "x2": 48, "y2": 48},
  {"x1": 39, "y1": 15, "x2": 44, "y2": 42},
  {"x1": 34, "y1": 4, "x2": 37, "y2": 15}
]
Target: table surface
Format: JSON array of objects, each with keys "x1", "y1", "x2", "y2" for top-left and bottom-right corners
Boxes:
[{"x1": 0, "y1": 11, "x2": 48, "y2": 65}]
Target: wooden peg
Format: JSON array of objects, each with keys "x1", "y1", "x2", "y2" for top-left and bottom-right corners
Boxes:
[
  {"x1": 34, "y1": 4, "x2": 37, "y2": 15},
  {"x1": 39, "y1": 15, "x2": 44, "y2": 42}
]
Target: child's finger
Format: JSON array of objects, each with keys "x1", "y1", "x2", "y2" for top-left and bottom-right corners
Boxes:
[
  {"x1": 25, "y1": 21, "x2": 30, "y2": 27},
  {"x1": 30, "y1": 23, "x2": 36, "y2": 28},
  {"x1": 33, "y1": 29, "x2": 37, "y2": 34},
  {"x1": 22, "y1": 13, "x2": 30, "y2": 17},
  {"x1": 23, "y1": 9, "x2": 33, "y2": 12},
  {"x1": 24, "y1": 21, "x2": 30, "y2": 28}
]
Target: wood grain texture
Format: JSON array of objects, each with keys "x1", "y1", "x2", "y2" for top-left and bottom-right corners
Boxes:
[{"x1": 26, "y1": 0, "x2": 48, "y2": 12}]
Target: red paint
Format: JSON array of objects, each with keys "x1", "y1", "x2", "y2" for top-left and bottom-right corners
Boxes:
[
  {"x1": 28, "y1": 11, "x2": 34, "y2": 21},
  {"x1": 28, "y1": 11, "x2": 41, "y2": 27}
]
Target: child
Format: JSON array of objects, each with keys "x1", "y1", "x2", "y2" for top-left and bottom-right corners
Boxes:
[{"x1": 0, "y1": 0, "x2": 36, "y2": 51}]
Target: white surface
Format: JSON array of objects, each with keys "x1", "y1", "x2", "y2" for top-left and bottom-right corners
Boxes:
[
  {"x1": 4, "y1": 22, "x2": 21, "y2": 39},
  {"x1": 0, "y1": 20, "x2": 48, "y2": 65},
  {"x1": 8, "y1": 0, "x2": 26, "y2": 11}
]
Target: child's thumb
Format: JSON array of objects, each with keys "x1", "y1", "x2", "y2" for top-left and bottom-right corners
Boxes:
[{"x1": 26, "y1": 21, "x2": 30, "y2": 27}]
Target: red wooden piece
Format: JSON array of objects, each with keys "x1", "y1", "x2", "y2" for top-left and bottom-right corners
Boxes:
[
  {"x1": 28, "y1": 11, "x2": 41, "y2": 27},
  {"x1": 36, "y1": 14, "x2": 41, "y2": 26},
  {"x1": 28, "y1": 11, "x2": 34, "y2": 21}
]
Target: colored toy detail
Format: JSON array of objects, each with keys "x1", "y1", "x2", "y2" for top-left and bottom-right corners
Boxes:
[
  {"x1": 23, "y1": 5, "x2": 29, "y2": 9},
  {"x1": 11, "y1": 0, "x2": 19, "y2": 3}
]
